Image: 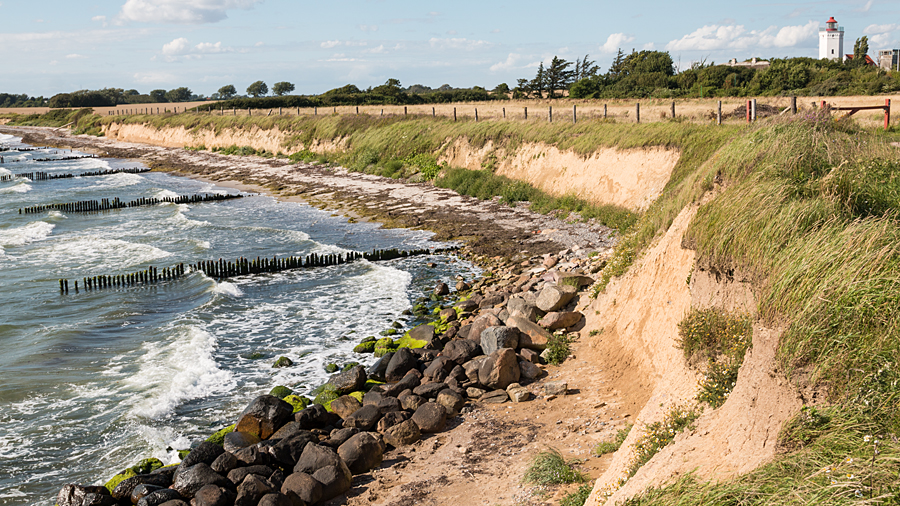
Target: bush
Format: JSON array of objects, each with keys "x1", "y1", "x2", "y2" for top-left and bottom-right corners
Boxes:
[
  {"x1": 522, "y1": 449, "x2": 585, "y2": 486},
  {"x1": 543, "y1": 333, "x2": 573, "y2": 365},
  {"x1": 678, "y1": 308, "x2": 752, "y2": 408},
  {"x1": 628, "y1": 404, "x2": 700, "y2": 476},
  {"x1": 595, "y1": 424, "x2": 633, "y2": 455},
  {"x1": 560, "y1": 483, "x2": 594, "y2": 506}
]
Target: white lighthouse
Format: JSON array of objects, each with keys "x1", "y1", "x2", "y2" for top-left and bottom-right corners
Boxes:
[{"x1": 819, "y1": 16, "x2": 844, "y2": 61}]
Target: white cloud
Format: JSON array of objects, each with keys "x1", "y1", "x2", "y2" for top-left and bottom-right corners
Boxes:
[
  {"x1": 194, "y1": 41, "x2": 228, "y2": 53},
  {"x1": 92, "y1": 15, "x2": 106, "y2": 22},
  {"x1": 446, "y1": 30, "x2": 457, "y2": 35},
  {"x1": 133, "y1": 71, "x2": 177, "y2": 83},
  {"x1": 600, "y1": 33, "x2": 635, "y2": 53},
  {"x1": 857, "y1": 0, "x2": 874, "y2": 12},
  {"x1": 321, "y1": 40, "x2": 340, "y2": 49},
  {"x1": 162, "y1": 37, "x2": 189, "y2": 55},
  {"x1": 865, "y1": 23, "x2": 899, "y2": 35},
  {"x1": 358, "y1": 24, "x2": 378, "y2": 32},
  {"x1": 365, "y1": 45, "x2": 386, "y2": 54},
  {"x1": 65, "y1": 53, "x2": 87, "y2": 59},
  {"x1": 117, "y1": 0, "x2": 262, "y2": 24},
  {"x1": 429, "y1": 37, "x2": 489, "y2": 50},
  {"x1": 666, "y1": 21, "x2": 817, "y2": 51},
  {"x1": 643, "y1": 42, "x2": 656, "y2": 50},
  {"x1": 870, "y1": 33, "x2": 897, "y2": 47}
]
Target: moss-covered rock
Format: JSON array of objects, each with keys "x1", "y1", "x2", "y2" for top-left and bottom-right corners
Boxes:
[
  {"x1": 394, "y1": 332, "x2": 427, "y2": 349},
  {"x1": 353, "y1": 341, "x2": 376, "y2": 353},
  {"x1": 129, "y1": 458, "x2": 163, "y2": 475},
  {"x1": 348, "y1": 391, "x2": 365, "y2": 402},
  {"x1": 269, "y1": 385, "x2": 293, "y2": 399},
  {"x1": 284, "y1": 394, "x2": 311, "y2": 413},
  {"x1": 105, "y1": 468, "x2": 137, "y2": 493},
  {"x1": 342, "y1": 362, "x2": 360, "y2": 372},
  {"x1": 247, "y1": 352, "x2": 264, "y2": 360},
  {"x1": 373, "y1": 347, "x2": 391, "y2": 358},
  {"x1": 272, "y1": 356, "x2": 294, "y2": 368},
  {"x1": 313, "y1": 383, "x2": 340, "y2": 408},
  {"x1": 364, "y1": 379, "x2": 385, "y2": 391},
  {"x1": 178, "y1": 449, "x2": 191, "y2": 460},
  {"x1": 379, "y1": 328, "x2": 398, "y2": 336},
  {"x1": 325, "y1": 363, "x2": 339, "y2": 373},
  {"x1": 206, "y1": 423, "x2": 235, "y2": 446}
]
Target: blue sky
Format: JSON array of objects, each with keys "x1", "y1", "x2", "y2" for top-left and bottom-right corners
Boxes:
[{"x1": 1, "y1": 0, "x2": 898, "y2": 97}]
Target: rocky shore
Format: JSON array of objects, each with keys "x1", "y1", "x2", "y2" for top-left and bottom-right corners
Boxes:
[{"x1": 56, "y1": 243, "x2": 609, "y2": 506}]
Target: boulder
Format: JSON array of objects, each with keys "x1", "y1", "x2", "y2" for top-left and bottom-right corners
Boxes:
[
  {"x1": 326, "y1": 427, "x2": 359, "y2": 448},
  {"x1": 518, "y1": 360, "x2": 543, "y2": 380},
  {"x1": 411, "y1": 403, "x2": 447, "y2": 433},
  {"x1": 543, "y1": 381, "x2": 568, "y2": 396},
  {"x1": 463, "y1": 356, "x2": 489, "y2": 383},
  {"x1": 294, "y1": 404, "x2": 329, "y2": 429},
  {"x1": 506, "y1": 316, "x2": 552, "y2": 351},
  {"x1": 341, "y1": 404, "x2": 382, "y2": 431},
  {"x1": 385, "y1": 348, "x2": 417, "y2": 382},
  {"x1": 412, "y1": 382, "x2": 447, "y2": 399},
  {"x1": 272, "y1": 357, "x2": 293, "y2": 369},
  {"x1": 408, "y1": 324, "x2": 438, "y2": 348},
  {"x1": 280, "y1": 472, "x2": 322, "y2": 505},
  {"x1": 480, "y1": 390, "x2": 509, "y2": 403},
  {"x1": 381, "y1": 369, "x2": 421, "y2": 397},
  {"x1": 535, "y1": 285, "x2": 577, "y2": 312},
  {"x1": 257, "y1": 493, "x2": 293, "y2": 506},
  {"x1": 271, "y1": 432, "x2": 318, "y2": 468},
  {"x1": 480, "y1": 326, "x2": 520, "y2": 355},
  {"x1": 422, "y1": 357, "x2": 454, "y2": 382},
  {"x1": 190, "y1": 486, "x2": 234, "y2": 506},
  {"x1": 235, "y1": 395, "x2": 293, "y2": 440},
  {"x1": 366, "y1": 352, "x2": 394, "y2": 382},
  {"x1": 438, "y1": 308, "x2": 457, "y2": 323},
  {"x1": 441, "y1": 339, "x2": 481, "y2": 365},
  {"x1": 478, "y1": 348, "x2": 521, "y2": 390},
  {"x1": 467, "y1": 314, "x2": 503, "y2": 343},
  {"x1": 329, "y1": 395, "x2": 362, "y2": 419},
  {"x1": 293, "y1": 444, "x2": 343, "y2": 475},
  {"x1": 327, "y1": 365, "x2": 367, "y2": 395},
  {"x1": 454, "y1": 299, "x2": 477, "y2": 312},
  {"x1": 362, "y1": 390, "x2": 384, "y2": 407},
  {"x1": 234, "y1": 475, "x2": 275, "y2": 506},
  {"x1": 539, "y1": 311, "x2": 583, "y2": 330},
  {"x1": 338, "y1": 432, "x2": 384, "y2": 474},
  {"x1": 436, "y1": 389, "x2": 465, "y2": 414},
  {"x1": 376, "y1": 396, "x2": 402, "y2": 414},
  {"x1": 382, "y1": 419, "x2": 422, "y2": 447},
  {"x1": 312, "y1": 464, "x2": 352, "y2": 502},
  {"x1": 269, "y1": 421, "x2": 304, "y2": 440},
  {"x1": 210, "y1": 452, "x2": 238, "y2": 475},
  {"x1": 131, "y1": 484, "x2": 162, "y2": 505},
  {"x1": 376, "y1": 411, "x2": 409, "y2": 432},
  {"x1": 223, "y1": 431, "x2": 262, "y2": 454},
  {"x1": 227, "y1": 465, "x2": 274, "y2": 486},
  {"x1": 135, "y1": 489, "x2": 182, "y2": 506},
  {"x1": 58, "y1": 485, "x2": 111, "y2": 506},
  {"x1": 519, "y1": 348, "x2": 542, "y2": 364},
  {"x1": 170, "y1": 464, "x2": 231, "y2": 499},
  {"x1": 479, "y1": 294, "x2": 507, "y2": 309},
  {"x1": 507, "y1": 296, "x2": 543, "y2": 322},
  {"x1": 233, "y1": 445, "x2": 269, "y2": 467},
  {"x1": 506, "y1": 383, "x2": 531, "y2": 402},
  {"x1": 181, "y1": 442, "x2": 226, "y2": 470},
  {"x1": 434, "y1": 282, "x2": 450, "y2": 296},
  {"x1": 400, "y1": 394, "x2": 426, "y2": 411},
  {"x1": 466, "y1": 387, "x2": 488, "y2": 399},
  {"x1": 112, "y1": 474, "x2": 173, "y2": 502},
  {"x1": 82, "y1": 494, "x2": 117, "y2": 506}
]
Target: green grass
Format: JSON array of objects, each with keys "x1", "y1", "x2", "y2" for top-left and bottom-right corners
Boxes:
[
  {"x1": 628, "y1": 404, "x2": 701, "y2": 477},
  {"x1": 596, "y1": 424, "x2": 633, "y2": 456},
  {"x1": 543, "y1": 333, "x2": 574, "y2": 366},
  {"x1": 560, "y1": 483, "x2": 594, "y2": 506},
  {"x1": 522, "y1": 449, "x2": 586, "y2": 486}
]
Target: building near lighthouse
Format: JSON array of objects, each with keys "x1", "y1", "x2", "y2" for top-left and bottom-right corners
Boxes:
[{"x1": 819, "y1": 16, "x2": 844, "y2": 61}]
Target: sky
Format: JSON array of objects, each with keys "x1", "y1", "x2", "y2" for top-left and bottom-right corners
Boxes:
[{"x1": 1, "y1": 0, "x2": 899, "y2": 98}]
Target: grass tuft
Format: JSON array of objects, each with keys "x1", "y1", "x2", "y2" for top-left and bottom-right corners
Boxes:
[
  {"x1": 522, "y1": 449, "x2": 586, "y2": 486},
  {"x1": 596, "y1": 424, "x2": 634, "y2": 456}
]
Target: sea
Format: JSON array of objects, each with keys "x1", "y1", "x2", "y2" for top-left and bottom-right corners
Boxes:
[{"x1": 0, "y1": 133, "x2": 477, "y2": 504}]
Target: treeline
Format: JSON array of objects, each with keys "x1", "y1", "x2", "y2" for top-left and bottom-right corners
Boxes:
[
  {"x1": 46, "y1": 87, "x2": 203, "y2": 108},
  {"x1": 0, "y1": 93, "x2": 48, "y2": 107}
]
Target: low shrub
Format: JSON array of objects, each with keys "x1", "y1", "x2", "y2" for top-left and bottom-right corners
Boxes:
[{"x1": 522, "y1": 449, "x2": 586, "y2": 486}]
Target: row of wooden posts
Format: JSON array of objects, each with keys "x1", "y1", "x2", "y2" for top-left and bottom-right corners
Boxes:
[
  {"x1": 58, "y1": 246, "x2": 458, "y2": 293},
  {"x1": 31, "y1": 155, "x2": 97, "y2": 162},
  {"x1": 20, "y1": 192, "x2": 244, "y2": 215},
  {"x1": 2, "y1": 167, "x2": 150, "y2": 183}
]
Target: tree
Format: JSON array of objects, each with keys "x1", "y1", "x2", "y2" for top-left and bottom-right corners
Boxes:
[
  {"x1": 529, "y1": 63, "x2": 547, "y2": 98},
  {"x1": 851, "y1": 36, "x2": 869, "y2": 67},
  {"x1": 492, "y1": 83, "x2": 510, "y2": 95},
  {"x1": 272, "y1": 81, "x2": 295, "y2": 96},
  {"x1": 246, "y1": 81, "x2": 268, "y2": 97},
  {"x1": 573, "y1": 54, "x2": 600, "y2": 82},
  {"x1": 150, "y1": 89, "x2": 168, "y2": 102},
  {"x1": 608, "y1": 49, "x2": 627, "y2": 79},
  {"x1": 165, "y1": 87, "x2": 192, "y2": 103},
  {"x1": 218, "y1": 84, "x2": 237, "y2": 99},
  {"x1": 545, "y1": 56, "x2": 574, "y2": 98},
  {"x1": 372, "y1": 78, "x2": 402, "y2": 97}
]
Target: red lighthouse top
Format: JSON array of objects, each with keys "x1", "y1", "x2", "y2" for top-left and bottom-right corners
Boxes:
[{"x1": 826, "y1": 16, "x2": 838, "y2": 30}]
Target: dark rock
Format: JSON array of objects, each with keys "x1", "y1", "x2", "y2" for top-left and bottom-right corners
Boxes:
[
  {"x1": 112, "y1": 474, "x2": 172, "y2": 502},
  {"x1": 136, "y1": 489, "x2": 182, "y2": 506},
  {"x1": 422, "y1": 357, "x2": 454, "y2": 381},
  {"x1": 269, "y1": 469, "x2": 286, "y2": 489},
  {"x1": 382, "y1": 419, "x2": 422, "y2": 447},
  {"x1": 257, "y1": 493, "x2": 292, "y2": 506},
  {"x1": 463, "y1": 356, "x2": 489, "y2": 383},
  {"x1": 434, "y1": 282, "x2": 450, "y2": 296},
  {"x1": 438, "y1": 308, "x2": 457, "y2": 323},
  {"x1": 456, "y1": 324, "x2": 471, "y2": 340},
  {"x1": 539, "y1": 311, "x2": 583, "y2": 330},
  {"x1": 479, "y1": 294, "x2": 506, "y2": 309},
  {"x1": 480, "y1": 390, "x2": 510, "y2": 403},
  {"x1": 281, "y1": 472, "x2": 322, "y2": 505},
  {"x1": 269, "y1": 421, "x2": 304, "y2": 440},
  {"x1": 407, "y1": 324, "x2": 437, "y2": 347},
  {"x1": 329, "y1": 395, "x2": 362, "y2": 419},
  {"x1": 362, "y1": 390, "x2": 384, "y2": 406},
  {"x1": 210, "y1": 452, "x2": 238, "y2": 475},
  {"x1": 454, "y1": 299, "x2": 478, "y2": 312},
  {"x1": 376, "y1": 411, "x2": 409, "y2": 432},
  {"x1": 385, "y1": 348, "x2": 417, "y2": 382},
  {"x1": 456, "y1": 280, "x2": 471, "y2": 292},
  {"x1": 413, "y1": 382, "x2": 447, "y2": 398},
  {"x1": 235, "y1": 395, "x2": 293, "y2": 440},
  {"x1": 436, "y1": 389, "x2": 465, "y2": 414},
  {"x1": 441, "y1": 339, "x2": 481, "y2": 365},
  {"x1": 58, "y1": 485, "x2": 110, "y2": 506},
  {"x1": 326, "y1": 427, "x2": 359, "y2": 448},
  {"x1": 366, "y1": 352, "x2": 394, "y2": 382},
  {"x1": 467, "y1": 314, "x2": 503, "y2": 343},
  {"x1": 507, "y1": 295, "x2": 543, "y2": 322},
  {"x1": 270, "y1": 432, "x2": 317, "y2": 468},
  {"x1": 272, "y1": 356, "x2": 293, "y2": 368},
  {"x1": 190, "y1": 485, "x2": 235, "y2": 506},
  {"x1": 376, "y1": 396, "x2": 402, "y2": 414},
  {"x1": 223, "y1": 431, "x2": 262, "y2": 454},
  {"x1": 312, "y1": 464, "x2": 352, "y2": 502},
  {"x1": 157, "y1": 501, "x2": 188, "y2": 506},
  {"x1": 480, "y1": 326, "x2": 520, "y2": 355},
  {"x1": 381, "y1": 369, "x2": 421, "y2": 397},
  {"x1": 81, "y1": 493, "x2": 117, "y2": 506},
  {"x1": 235, "y1": 474, "x2": 276, "y2": 506},
  {"x1": 294, "y1": 404, "x2": 329, "y2": 429},
  {"x1": 293, "y1": 444, "x2": 343, "y2": 475},
  {"x1": 131, "y1": 484, "x2": 163, "y2": 505},
  {"x1": 519, "y1": 360, "x2": 543, "y2": 380},
  {"x1": 341, "y1": 404, "x2": 381, "y2": 430},
  {"x1": 507, "y1": 316, "x2": 552, "y2": 351},
  {"x1": 519, "y1": 348, "x2": 542, "y2": 364},
  {"x1": 233, "y1": 445, "x2": 269, "y2": 467},
  {"x1": 400, "y1": 393, "x2": 426, "y2": 411},
  {"x1": 182, "y1": 441, "x2": 226, "y2": 470},
  {"x1": 478, "y1": 348, "x2": 521, "y2": 390},
  {"x1": 338, "y1": 432, "x2": 384, "y2": 475},
  {"x1": 448, "y1": 364, "x2": 467, "y2": 382},
  {"x1": 535, "y1": 285, "x2": 577, "y2": 312},
  {"x1": 227, "y1": 465, "x2": 274, "y2": 485},
  {"x1": 326, "y1": 365, "x2": 367, "y2": 395},
  {"x1": 411, "y1": 403, "x2": 447, "y2": 433},
  {"x1": 171, "y1": 464, "x2": 231, "y2": 499}
]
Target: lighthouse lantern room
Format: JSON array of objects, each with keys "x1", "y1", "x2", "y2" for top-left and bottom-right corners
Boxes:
[{"x1": 819, "y1": 16, "x2": 844, "y2": 61}]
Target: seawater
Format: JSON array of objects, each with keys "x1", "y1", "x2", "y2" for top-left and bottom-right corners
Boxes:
[{"x1": 0, "y1": 133, "x2": 477, "y2": 504}]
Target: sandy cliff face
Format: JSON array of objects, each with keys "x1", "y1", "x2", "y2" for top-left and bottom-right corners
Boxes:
[{"x1": 102, "y1": 123, "x2": 292, "y2": 154}]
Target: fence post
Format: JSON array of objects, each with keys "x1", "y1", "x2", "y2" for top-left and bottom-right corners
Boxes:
[
  {"x1": 636, "y1": 103, "x2": 640, "y2": 123},
  {"x1": 432, "y1": 106, "x2": 435, "y2": 117},
  {"x1": 503, "y1": 107, "x2": 506, "y2": 119},
  {"x1": 604, "y1": 104, "x2": 607, "y2": 119},
  {"x1": 717, "y1": 100, "x2": 722, "y2": 125},
  {"x1": 404, "y1": 106, "x2": 407, "y2": 116},
  {"x1": 314, "y1": 107, "x2": 317, "y2": 116},
  {"x1": 573, "y1": 105, "x2": 576, "y2": 124},
  {"x1": 356, "y1": 106, "x2": 359, "y2": 115},
  {"x1": 279, "y1": 107, "x2": 282, "y2": 115},
  {"x1": 549, "y1": 106, "x2": 552, "y2": 123},
  {"x1": 381, "y1": 109, "x2": 384, "y2": 116},
  {"x1": 746, "y1": 100, "x2": 751, "y2": 123},
  {"x1": 524, "y1": 107, "x2": 528, "y2": 119},
  {"x1": 671, "y1": 101, "x2": 675, "y2": 119},
  {"x1": 752, "y1": 99, "x2": 757, "y2": 122},
  {"x1": 791, "y1": 96, "x2": 797, "y2": 114},
  {"x1": 886, "y1": 98, "x2": 892, "y2": 131},
  {"x1": 453, "y1": 107, "x2": 457, "y2": 121},
  {"x1": 475, "y1": 108, "x2": 478, "y2": 122}
]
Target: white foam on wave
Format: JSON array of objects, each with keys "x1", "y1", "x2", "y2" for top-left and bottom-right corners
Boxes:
[
  {"x1": 126, "y1": 326, "x2": 236, "y2": 419},
  {"x1": 47, "y1": 210, "x2": 67, "y2": 220},
  {"x1": 154, "y1": 189, "x2": 180, "y2": 200},
  {"x1": 82, "y1": 172, "x2": 145, "y2": 189},
  {"x1": 0, "y1": 182, "x2": 31, "y2": 194},
  {"x1": 213, "y1": 281, "x2": 243, "y2": 297},
  {"x1": 0, "y1": 221, "x2": 55, "y2": 250},
  {"x1": 33, "y1": 236, "x2": 171, "y2": 271},
  {"x1": 0, "y1": 167, "x2": 11, "y2": 176}
]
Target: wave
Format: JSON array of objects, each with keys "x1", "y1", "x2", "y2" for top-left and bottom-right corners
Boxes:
[
  {"x1": 154, "y1": 189, "x2": 180, "y2": 200},
  {"x1": 126, "y1": 326, "x2": 236, "y2": 419},
  {"x1": 0, "y1": 182, "x2": 31, "y2": 194},
  {"x1": 213, "y1": 281, "x2": 243, "y2": 297},
  {"x1": 0, "y1": 221, "x2": 55, "y2": 249},
  {"x1": 32, "y1": 236, "x2": 172, "y2": 271}
]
